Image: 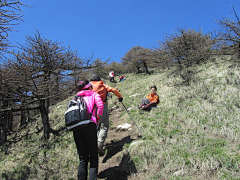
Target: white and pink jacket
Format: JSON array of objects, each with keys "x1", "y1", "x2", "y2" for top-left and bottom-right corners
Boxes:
[{"x1": 76, "y1": 90, "x2": 104, "y2": 125}]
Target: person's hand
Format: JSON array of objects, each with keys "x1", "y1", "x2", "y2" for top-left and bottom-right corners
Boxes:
[
  {"x1": 97, "y1": 115, "x2": 101, "y2": 125},
  {"x1": 119, "y1": 97, "x2": 123, "y2": 102}
]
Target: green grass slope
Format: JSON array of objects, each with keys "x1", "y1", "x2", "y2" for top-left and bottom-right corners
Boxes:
[
  {"x1": 1, "y1": 56, "x2": 240, "y2": 179},
  {"x1": 118, "y1": 57, "x2": 240, "y2": 179}
]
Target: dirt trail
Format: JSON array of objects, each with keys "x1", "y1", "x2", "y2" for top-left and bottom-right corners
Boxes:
[{"x1": 97, "y1": 105, "x2": 145, "y2": 180}]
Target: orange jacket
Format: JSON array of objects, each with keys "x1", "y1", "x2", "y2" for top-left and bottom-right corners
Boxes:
[
  {"x1": 147, "y1": 93, "x2": 159, "y2": 104},
  {"x1": 91, "y1": 81, "x2": 122, "y2": 104},
  {"x1": 143, "y1": 93, "x2": 159, "y2": 109}
]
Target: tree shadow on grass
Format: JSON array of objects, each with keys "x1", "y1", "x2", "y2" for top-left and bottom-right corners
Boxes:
[
  {"x1": 98, "y1": 151, "x2": 137, "y2": 180},
  {"x1": 98, "y1": 136, "x2": 138, "y2": 179},
  {"x1": 102, "y1": 136, "x2": 134, "y2": 163}
]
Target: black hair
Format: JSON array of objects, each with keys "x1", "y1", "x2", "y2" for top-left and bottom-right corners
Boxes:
[
  {"x1": 77, "y1": 80, "x2": 89, "y2": 91},
  {"x1": 150, "y1": 85, "x2": 157, "y2": 90}
]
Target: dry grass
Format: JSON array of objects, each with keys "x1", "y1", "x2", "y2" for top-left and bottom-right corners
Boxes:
[
  {"x1": 118, "y1": 56, "x2": 240, "y2": 179},
  {"x1": 1, "y1": 55, "x2": 240, "y2": 179}
]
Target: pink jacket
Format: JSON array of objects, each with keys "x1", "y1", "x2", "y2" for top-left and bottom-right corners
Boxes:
[{"x1": 76, "y1": 90, "x2": 104, "y2": 125}]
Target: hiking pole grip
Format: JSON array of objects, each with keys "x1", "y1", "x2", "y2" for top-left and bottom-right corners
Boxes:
[{"x1": 121, "y1": 102, "x2": 145, "y2": 139}]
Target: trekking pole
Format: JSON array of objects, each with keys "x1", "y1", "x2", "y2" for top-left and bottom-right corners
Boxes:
[{"x1": 121, "y1": 102, "x2": 146, "y2": 139}]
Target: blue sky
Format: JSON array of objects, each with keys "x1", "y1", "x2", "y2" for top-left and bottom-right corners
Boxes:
[{"x1": 10, "y1": 0, "x2": 240, "y2": 63}]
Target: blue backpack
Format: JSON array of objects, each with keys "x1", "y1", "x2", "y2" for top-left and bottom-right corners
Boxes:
[{"x1": 64, "y1": 96, "x2": 93, "y2": 131}]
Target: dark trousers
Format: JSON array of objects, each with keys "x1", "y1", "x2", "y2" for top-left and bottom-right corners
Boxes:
[
  {"x1": 109, "y1": 77, "x2": 114, "y2": 82},
  {"x1": 73, "y1": 122, "x2": 98, "y2": 180}
]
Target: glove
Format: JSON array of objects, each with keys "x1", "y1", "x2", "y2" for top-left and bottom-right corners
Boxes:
[{"x1": 118, "y1": 97, "x2": 123, "y2": 102}]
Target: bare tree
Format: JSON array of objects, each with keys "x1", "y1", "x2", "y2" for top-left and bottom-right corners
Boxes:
[
  {"x1": 0, "y1": 0, "x2": 26, "y2": 60},
  {"x1": 0, "y1": 65, "x2": 23, "y2": 145},
  {"x1": 90, "y1": 57, "x2": 108, "y2": 78},
  {"x1": 160, "y1": 27, "x2": 213, "y2": 68},
  {"x1": 216, "y1": 6, "x2": 240, "y2": 59},
  {"x1": 157, "y1": 27, "x2": 214, "y2": 85},
  {"x1": 121, "y1": 46, "x2": 153, "y2": 74},
  {"x1": 7, "y1": 31, "x2": 92, "y2": 139},
  {"x1": 107, "y1": 61, "x2": 124, "y2": 76},
  {"x1": 151, "y1": 47, "x2": 173, "y2": 70}
]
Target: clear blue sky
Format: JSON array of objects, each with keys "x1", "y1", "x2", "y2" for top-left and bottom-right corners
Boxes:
[{"x1": 10, "y1": 0, "x2": 240, "y2": 63}]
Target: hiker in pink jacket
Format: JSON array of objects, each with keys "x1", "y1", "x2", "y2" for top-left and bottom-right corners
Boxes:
[
  {"x1": 73, "y1": 80, "x2": 104, "y2": 180},
  {"x1": 76, "y1": 89, "x2": 104, "y2": 126}
]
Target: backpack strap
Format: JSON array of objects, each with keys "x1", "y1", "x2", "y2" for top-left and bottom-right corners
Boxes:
[{"x1": 75, "y1": 95, "x2": 94, "y2": 115}]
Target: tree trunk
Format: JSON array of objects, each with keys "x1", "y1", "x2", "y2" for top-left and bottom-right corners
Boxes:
[
  {"x1": 143, "y1": 61, "x2": 150, "y2": 74},
  {"x1": 21, "y1": 107, "x2": 27, "y2": 127},
  {"x1": 55, "y1": 75, "x2": 60, "y2": 103},
  {"x1": 39, "y1": 98, "x2": 50, "y2": 140},
  {"x1": 238, "y1": 42, "x2": 240, "y2": 60},
  {"x1": 0, "y1": 112, "x2": 8, "y2": 146},
  {"x1": 8, "y1": 111, "x2": 13, "y2": 132},
  {"x1": 136, "y1": 66, "x2": 142, "y2": 73},
  {"x1": 0, "y1": 99, "x2": 9, "y2": 146}
]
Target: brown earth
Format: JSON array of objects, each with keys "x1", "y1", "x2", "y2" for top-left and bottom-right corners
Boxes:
[{"x1": 97, "y1": 105, "x2": 147, "y2": 180}]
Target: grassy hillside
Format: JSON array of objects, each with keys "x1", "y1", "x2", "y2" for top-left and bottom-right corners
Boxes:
[
  {"x1": 1, "y1": 56, "x2": 240, "y2": 179},
  {"x1": 119, "y1": 56, "x2": 240, "y2": 179}
]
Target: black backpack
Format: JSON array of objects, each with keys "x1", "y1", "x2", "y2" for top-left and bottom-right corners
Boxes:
[{"x1": 64, "y1": 96, "x2": 93, "y2": 131}]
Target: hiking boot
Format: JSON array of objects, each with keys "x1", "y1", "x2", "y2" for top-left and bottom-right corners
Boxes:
[{"x1": 98, "y1": 142, "x2": 105, "y2": 156}]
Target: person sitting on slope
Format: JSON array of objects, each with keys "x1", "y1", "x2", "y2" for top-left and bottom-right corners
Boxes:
[
  {"x1": 139, "y1": 85, "x2": 159, "y2": 111},
  {"x1": 119, "y1": 75, "x2": 125, "y2": 82}
]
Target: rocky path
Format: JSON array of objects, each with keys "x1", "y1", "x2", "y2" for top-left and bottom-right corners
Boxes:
[{"x1": 97, "y1": 106, "x2": 145, "y2": 180}]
